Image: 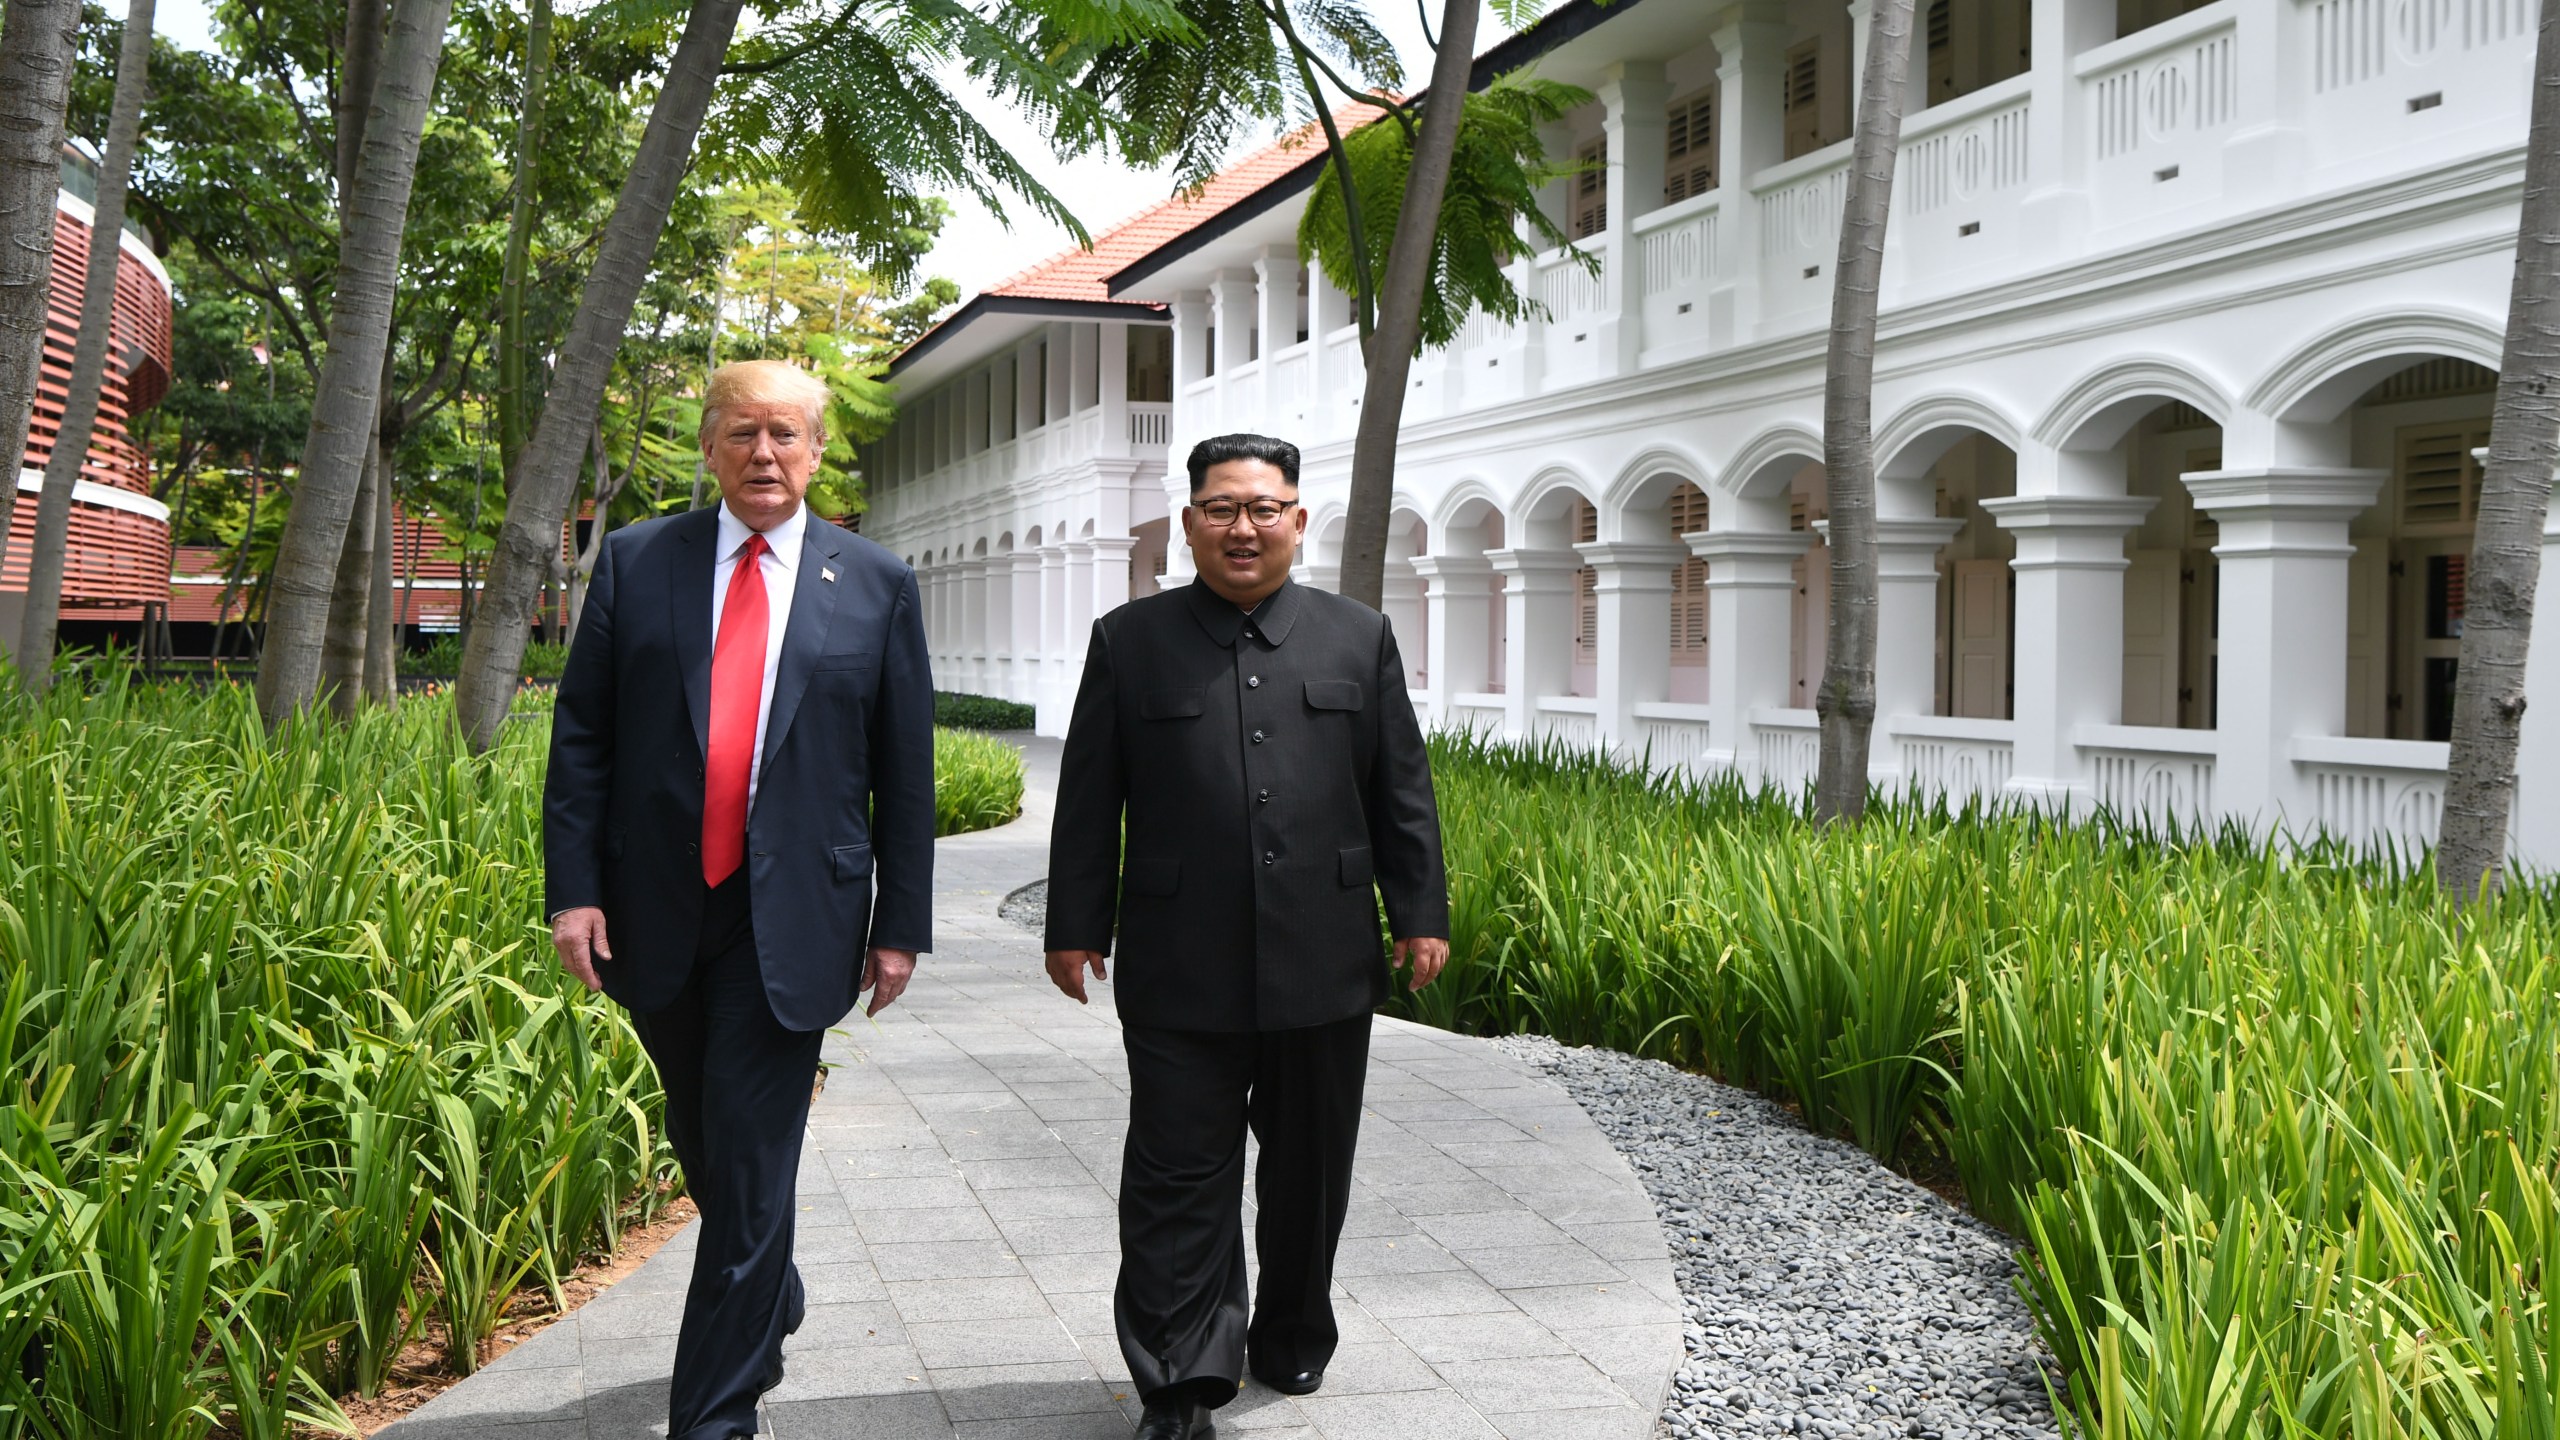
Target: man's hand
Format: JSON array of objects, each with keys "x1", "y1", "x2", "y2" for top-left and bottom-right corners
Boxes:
[
  {"x1": 1046, "y1": 949, "x2": 1108, "y2": 1004},
  {"x1": 862, "y1": 948, "x2": 917, "y2": 1017},
  {"x1": 552, "y1": 907, "x2": 611, "y2": 993},
  {"x1": 1394, "y1": 936, "x2": 1449, "y2": 992}
]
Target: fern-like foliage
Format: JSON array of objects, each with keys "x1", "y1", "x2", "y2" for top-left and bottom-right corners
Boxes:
[
  {"x1": 1298, "y1": 75, "x2": 1591, "y2": 355},
  {"x1": 702, "y1": 0, "x2": 1195, "y2": 287}
]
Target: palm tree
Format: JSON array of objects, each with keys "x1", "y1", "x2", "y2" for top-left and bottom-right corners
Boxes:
[
  {"x1": 451, "y1": 0, "x2": 1180, "y2": 750},
  {"x1": 2437, "y1": 0, "x2": 2560, "y2": 895},
  {"x1": 15, "y1": 0, "x2": 154, "y2": 692},
  {"x1": 0, "y1": 0, "x2": 82, "y2": 610},
  {"x1": 1810, "y1": 0, "x2": 1920, "y2": 826},
  {"x1": 254, "y1": 0, "x2": 459, "y2": 728}
]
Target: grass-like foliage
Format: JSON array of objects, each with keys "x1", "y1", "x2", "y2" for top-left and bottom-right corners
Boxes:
[
  {"x1": 1399, "y1": 731, "x2": 2560, "y2": 1438},
  {"x1": 933, "y1": 690, "x2": 1036, "y2": 731},
  {"x1": 408, "y1": 636, "x2": 569, "y2": 679},
  {"x1": 0, "y1": 677, "x2": 1021, "y2": 1433},
  {"x1": 934, "y1": 727, "x2": 1025, "y2": 836}
]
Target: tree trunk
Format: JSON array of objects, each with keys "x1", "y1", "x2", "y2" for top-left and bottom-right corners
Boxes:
[
  {"x1": 1335, "y1": 0, "x2": 1479, "y2": 612},
  {"x1": 334, "y1": 0, "x2": 387, "y2": 199},
  {"x1": 2437, "y1": 1, "x2": 2560, "y2": 896},
  {"x1": 321, "y1": 439, "x2": 377, "y2": 715},
  {"x1": 252, "y1": 0, "x2": 457, "y2": 729},
  {"x1": 365, "y1": 432, "x2": 398, "y2": 705},
  {"x1": 1810, "y1": 0, "x2": 1919, "y2": 827},
  {"x1": 14, "y1": 0, "x2": 152, "y2": 691},
  {"x1": 495, "y1": 0, "x2": 552, "y2": 474},
  {"x1": 453, "y1": 0, "x2": 749, "y2": 751},
  {"x1": 0, "y1": 0, "x2": 82, "y2": 600},
  {"x1": 566, "y1": 424, "x2": 625, "y2": 642}
]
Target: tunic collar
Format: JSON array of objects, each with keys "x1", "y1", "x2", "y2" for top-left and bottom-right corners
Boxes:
[{"x1": 1184, "y1": 575, "x2": 1305, "y2": 648}]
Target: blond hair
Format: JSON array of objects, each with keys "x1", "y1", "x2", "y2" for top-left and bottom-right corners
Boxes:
[{"x1": 699, "y1": 360, "x2": 832, "y2": 445}]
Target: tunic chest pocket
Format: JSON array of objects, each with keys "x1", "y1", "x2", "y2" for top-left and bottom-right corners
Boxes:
[
  {"x1": 1304, "y1": 680, "x2": 1363, "y2": 712},
  {"x1": 1141, "y1": 688, "x2": 1204, "y2": 720}
]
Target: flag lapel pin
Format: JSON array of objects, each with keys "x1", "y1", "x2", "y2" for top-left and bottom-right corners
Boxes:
[{"x1": 821, "y1": 566, "x2": 838, "y2": 583}]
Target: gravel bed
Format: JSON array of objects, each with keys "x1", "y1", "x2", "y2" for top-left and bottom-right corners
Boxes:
[
  {"x1": 1494, "y1": 1036, "x2": 2061, "y2": 1440},
  {"x1": 999, "y1": 878, "x2": 1048, "y2": 933}
]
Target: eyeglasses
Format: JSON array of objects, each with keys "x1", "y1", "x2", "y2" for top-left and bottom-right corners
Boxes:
[{"x1": 1195, "y1": 498, "x2": 1297, "y2": 529}]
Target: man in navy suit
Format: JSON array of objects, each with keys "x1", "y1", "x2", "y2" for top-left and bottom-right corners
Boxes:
[{"x1": 544, "y1": 360, "x2": 935, "y2": 1439}]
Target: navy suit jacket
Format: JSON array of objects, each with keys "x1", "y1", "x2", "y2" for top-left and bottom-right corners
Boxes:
[{"x1": 543, "y1": 505, "x2": 935, "y2": 1032}]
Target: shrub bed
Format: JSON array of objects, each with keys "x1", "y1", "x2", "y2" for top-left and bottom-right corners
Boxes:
[
  {"x1": 1393, "y1": 731, "x2": 2558, "y2": 1438},
  {"x1": 0, "y1": 680, "x2": 1019, "y2": 1432},
  {"x1": 933, "y1": 691, "x2": 1035, "y2": 731}
]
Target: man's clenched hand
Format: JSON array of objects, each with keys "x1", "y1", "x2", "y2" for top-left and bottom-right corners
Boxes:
[
  {"x1": 1394, "y1": 936, "x2": 1448, "y2": 991},
  {"x1": 552, "y1": 907, "x2": 611, "y2": 992},
  {"x1": 863, "y1": 949, "x2": 917, "y2": 1017},
  {"x1": 1045, "y1": 949, "x2": 1107, "y2": 1004}
]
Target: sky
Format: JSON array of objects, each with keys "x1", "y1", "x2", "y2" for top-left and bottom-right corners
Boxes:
[{"x1": 113, "y1": 0, "x2": 1487, "y2": 306}]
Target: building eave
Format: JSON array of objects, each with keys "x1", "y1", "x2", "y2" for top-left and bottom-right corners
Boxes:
[{"x1": 887, "y1": 294, "x2": 1167, "y2": 382}]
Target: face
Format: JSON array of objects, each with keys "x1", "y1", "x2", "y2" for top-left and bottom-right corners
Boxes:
[
  {"x1": 705, "y1": 399, "x2": 820, "y2": 530},
  {"x1": 1183, "y1": 457, "x2": 1305, "y2": 608}
]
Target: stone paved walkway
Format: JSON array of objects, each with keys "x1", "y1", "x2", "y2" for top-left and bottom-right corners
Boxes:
[{"x1": 384, "y1": 739, "x2": 1681, "y2": 1439}]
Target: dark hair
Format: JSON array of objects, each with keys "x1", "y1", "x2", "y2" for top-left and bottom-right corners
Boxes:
[{"x1": 1186, "y1": 433, "x2": 1300, "y2": 494}]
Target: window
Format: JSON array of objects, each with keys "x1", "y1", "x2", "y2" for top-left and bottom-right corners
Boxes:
[
  {"x1": 1670, "y1": 483, "x2": 1710, "y2": 665},
  {"x1": 1666, "y1": 90, "x2": 1717, "y2": 202},
  {"x1": 1927, "y1": 0, "x2": 1955, "y2": 103},
  {"x1": 1573, "y1": 139, "x2": 1608, "y2": 239},
  {"x1": 1783, "y1": 40, "x2": 1823, "y2": 160},
  {"x1": 1127, "y1": 325, "x2": 1173, "y2": 403},
  {"x1": 2397, "y1": 424, "x2": 2489, "y2": 527}
]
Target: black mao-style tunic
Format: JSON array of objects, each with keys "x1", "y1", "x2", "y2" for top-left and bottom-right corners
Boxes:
[{"x1": 1043, "y1": 577, "x2": 1451, "y2": 1032}]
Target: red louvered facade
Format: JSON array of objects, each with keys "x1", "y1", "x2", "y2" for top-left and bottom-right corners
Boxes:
[{"x1": 1, "y1": 177, "x2": 176, "y2": 620}]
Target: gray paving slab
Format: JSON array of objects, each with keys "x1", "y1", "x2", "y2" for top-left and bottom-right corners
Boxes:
[{"x1": 382, "y1": 735, "x2": 1677, "y2": 1439}]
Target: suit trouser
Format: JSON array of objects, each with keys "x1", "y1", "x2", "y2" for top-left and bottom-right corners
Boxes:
[
  {"x1": 629, "y1": 871, "x2": 823, "y2": 1439},
  {"x1": 1116, "y1": 1012, "x2": 1371, "y2": 1409}
]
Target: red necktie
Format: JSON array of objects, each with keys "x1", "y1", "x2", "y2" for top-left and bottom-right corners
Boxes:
[{"x1": 703, "y1": 532, "x2": 771, "y2": 886}]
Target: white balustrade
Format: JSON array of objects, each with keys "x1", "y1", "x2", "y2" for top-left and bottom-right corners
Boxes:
[
  {"x1": 2292, "y1": 735, "x2": 2449, "y2": 855},
  {"x1": 2302, "y1": 0, "x2": 2534, "y2": 171},
  {"x1": 1750, "y1": 151, "x2": 1850, "y2": 324},
  {"x1": 1750, "y1": 708, "x2": 1821, "y2": 796},
  {"x1": 1633, "y1": 701, "x2": 1714, "y2": 776},
  {"x1": 1449, "y1": 693, "x2": 1509, "y2": 735},
  {"x1": 2078, "y1": 724, "x2": 2219, "y2": 832},
  {"x1": 1634, "y1": 194, "x2": 1718, "y2": 355},
  {"x1": 1891, "y1": 715, "x2": 2017, "y2": 805},
  {"x1": 1127, "y1": 402, "x2": 1170, "y2": 448},
  {"x1": 2077, "y1": 3, "x2": 2240, "y2": 230},
  {"x1": 1534, "y1": 695, "x2": 1602, "y2": 751}
]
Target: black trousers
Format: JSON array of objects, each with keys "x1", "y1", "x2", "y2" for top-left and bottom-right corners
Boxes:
[
  {"x1": 628, "y1": 872, "x2": 822, "y2": 1440},
  {"x1": 1116, "y1": 1012, "x2": 1371, "y2": 1409}
]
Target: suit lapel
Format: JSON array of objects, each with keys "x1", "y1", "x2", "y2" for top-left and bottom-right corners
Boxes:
[
  {"x1": 755, "y1": 519, "x2": 845, "y2": 798},
  {"x1": 673, "y1": 508, "x2": 717, "y2": 760}
]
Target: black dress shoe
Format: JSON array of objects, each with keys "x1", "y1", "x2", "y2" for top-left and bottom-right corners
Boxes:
[
  {"x1": 1252, "y1": 1367, "x2": 1322, "y2": 1396},
  {"x1": 1134, "y1": 1397, "x2": 1211, "y2": 1439}
]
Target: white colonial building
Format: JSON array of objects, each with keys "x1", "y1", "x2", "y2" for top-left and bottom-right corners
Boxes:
[{"x1": 862, "y1": 0, "x2": 2560, "y2": 865}]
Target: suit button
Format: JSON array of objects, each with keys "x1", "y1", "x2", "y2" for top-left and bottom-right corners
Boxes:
[
  {"x1": 1248, "y1": 675, "x2": 1261, "y2": 688},
  {"x1": 1258, "y1": 789, "x2": 1271, "y2": 802},
  {"x1": 1252, "y1": 730, "x2": 1266, "y2": 743},
  {"x1": 1263, "y1": 851, "x2": 1275, "y2": 866},
  {"x1": 687, "y1": 841, "x2": 699, "y2": 853}
]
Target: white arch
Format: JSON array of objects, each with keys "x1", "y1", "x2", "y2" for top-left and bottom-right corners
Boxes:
[
  {"x1": 1601, "y1": 442, "x2": 1716, "y2": 515},
  {"x1": 1875, "y1": 393, "x2": 2027, "y2": 480},
  {"x1": 1430, "y1": 478, "x2": 1510, "y2": 540},
  {"x1": 1717, "y1": 423, "x2": 1825, "y2": 499},
  {"x1": 2033, "y1": 355, "x2": 2234, "y2": 450},
  {"x1": 1514, "y1": 462, "x2": 1602, "y2": 526},
  {"x1": 2247, "y1": 308, "x2": 2507, "y2": 424}
]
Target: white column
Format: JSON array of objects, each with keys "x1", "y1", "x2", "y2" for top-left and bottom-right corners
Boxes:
[
  {"x1": 1710, "y1": 2, "x2": 1791, "y2": 346},
  {"x1": 1486, "y1": 548, "x2": 1581, "y2": 737},
  {"x1": 987, "y1": 553, "x2": 1014, "y2": 690},
  {"x1": 1300, "y1": 562, "x2": 1342, "y2": 593},
  {"x1": 1577, "y1": 541, "x2": 1690, "y2": 752},
  {"x1": 1065, "y1": 540, "x2": 1097, "y2": 659},
  {"x1": 2226, "y1": 0, "x2": 2311, "y2": 202},
  {"x1": 962, "y1": 558, "x2": 990, "y2": 693},
  {"x1": 1982, "y1": 494, "x2": 2156, "y2": 812},
  {"x1": 1210, "y1": 270, "x2": 1256, "y2": 430},
  {"x1": 1046, "y1": 323, "x2": 1073, "y2": 426},
  {"x1": 1088, "y1": 535, "x2": 1136, "y2": 620},
  {"x1": 1007, "y1": 551, "x2": 1042, "y2": 702},
  {"x1": 2185, "y1": 468, "x2": 2386, "y2": 833},
  {"x1": 1382, "y1": 565, "x2": 1425, "y2": 691},
  {"x1": 1815, "y1": 518, "x2": 1964, "y2": 783},
  {"x1": 1099, "y1": 322, "x2": 1130, "y2": 456},
  {"x1": 1597, "y1": 62, "x2": 1670, "y2": 377},
  {"x1": 1691, "y1": 522, "x2": 1811, "y2": 779},
  {"x1": 1162, "y1": 495, "x2": 1198, "y2": 587},
  {"x1": 2018, "y1": 0, "x2": 2110, "y2": 252},
  {"x1": 1168, "y1": 292, "x2": 1210, "y2": 461},
  {"x1": 1412, "y1": 555, "x2": 1497, "y2": 724},
  {"x1": 2514, "y1": 475, "x2": 2560, "y2": 870},
  {"x1": 1038, "y1": 546, "x2": 1070, "y2": 734},
  {"x1": 1307, "y1": 268, "x2": 1349, "y2": 431},
  {"x1": 1254, "y1": 245, "x2": 1294, "y2": 423}
]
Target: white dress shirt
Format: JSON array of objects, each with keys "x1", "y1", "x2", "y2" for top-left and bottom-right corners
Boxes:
[{"x1": 711, "y1": 500, "x2": 806, "y2": 809}]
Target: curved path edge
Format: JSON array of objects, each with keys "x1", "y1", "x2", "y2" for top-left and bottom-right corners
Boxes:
[{"x1": 385, "y1": 737, "x2": 1682, "y2": 1439}]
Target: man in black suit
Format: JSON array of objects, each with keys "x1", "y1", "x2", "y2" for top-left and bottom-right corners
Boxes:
[
  {"x1": 545, "y1": 360, "x2": 935, "y2": 1439},
  {"x1": 1045, "y1": 433, "x2": 1451, "y2": 1440}
]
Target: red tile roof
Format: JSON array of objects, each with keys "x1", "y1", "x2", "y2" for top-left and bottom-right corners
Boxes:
[{"x1": 976, "y1": 101, "x2": 1388, "y2": 307}]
